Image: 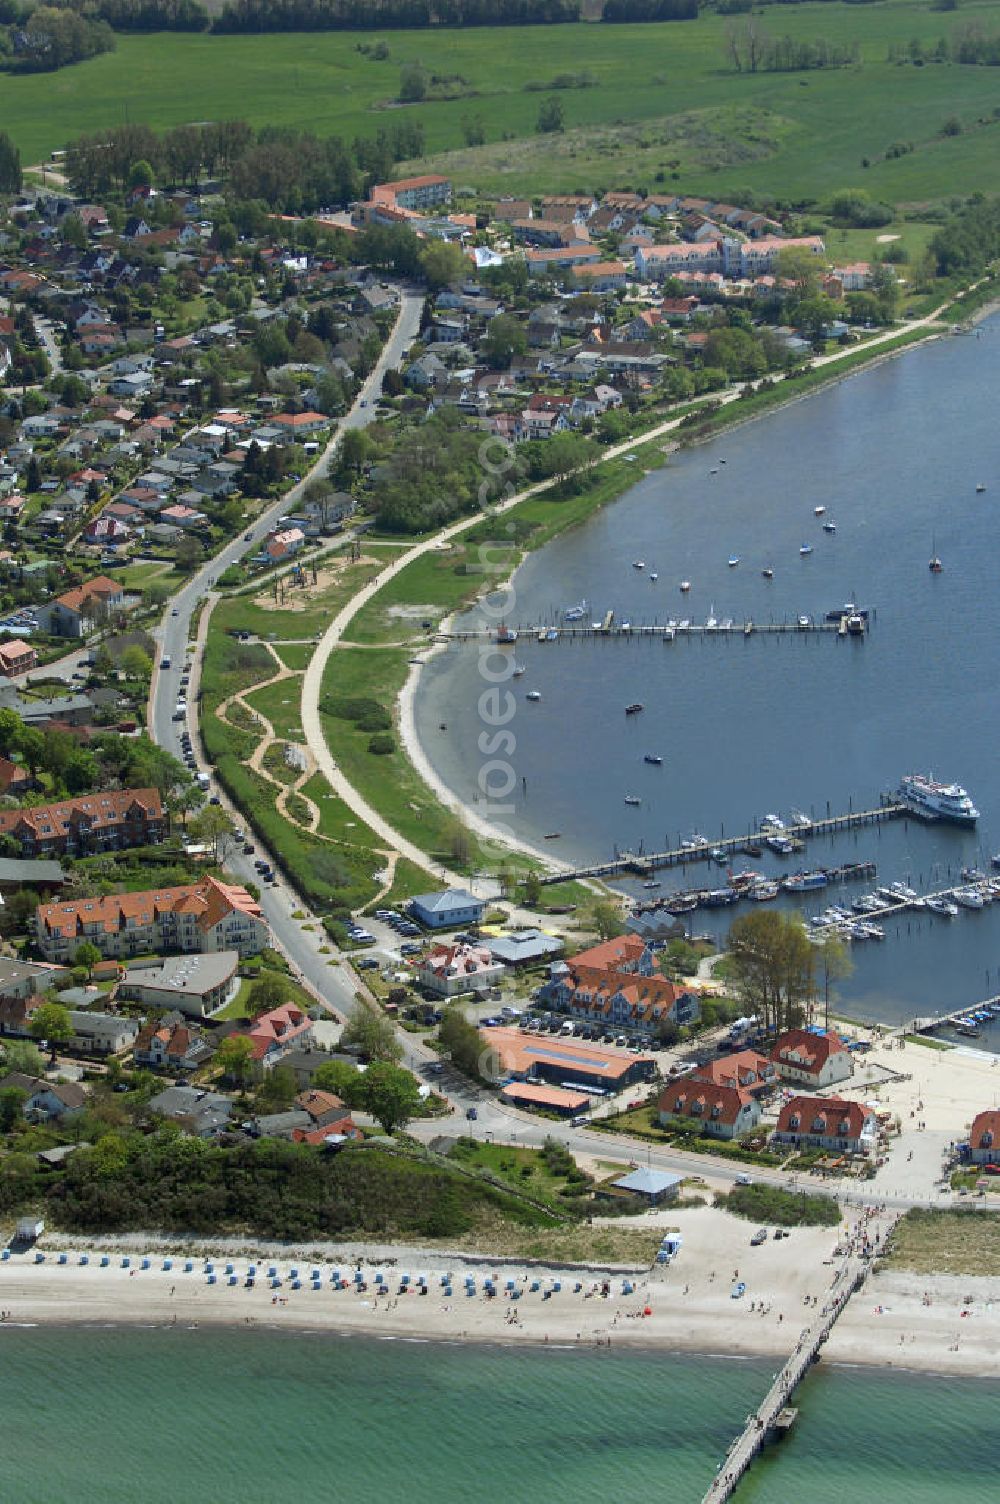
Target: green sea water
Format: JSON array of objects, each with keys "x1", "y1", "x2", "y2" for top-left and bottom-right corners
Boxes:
[{"x1": 0, "y1": 1329, "x2": 997, "y2": 1504}]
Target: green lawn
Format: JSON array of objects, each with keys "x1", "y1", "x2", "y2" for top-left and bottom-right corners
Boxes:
[
  {"x1": 347, "y1": 541, "x2": 520, "y2": 645},
  {"x1": 7, "y1": 7, "x2": 1000, "y2": 206},
  {"x1": 244, "y1": 675, "x2": 305, "y2": 743},
  {"x1": 214, "y1": 966, "x2": 316, "y2": 1021},
  {"x1": 271, "y1": 641, "x2": 318, "y2": 671}
]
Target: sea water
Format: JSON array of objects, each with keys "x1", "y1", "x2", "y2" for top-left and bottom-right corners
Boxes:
[
  {"x1": 415, "y1": 316, "x2": 1000, "y2": 1029},
  {"x1": 1, "y1": 1327, "x2": 998, "y2": 1502}
]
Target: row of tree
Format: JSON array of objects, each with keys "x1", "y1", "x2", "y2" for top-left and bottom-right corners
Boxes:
[
  {"x1": 212, "y1": 0, "x2": 578, "y2": 32},
  {"x1": 724, "y1": 20, "x2": 860, "y2": 71},
  {"x1": 63, "y1": 118, "x2": 425, "y2": 212},
  {"x1": 929, "y1": 194, "x2": 1000, "y2": 277},
  {"x1": 602, "y1": 0, "x2": 697, "y2": 20}
]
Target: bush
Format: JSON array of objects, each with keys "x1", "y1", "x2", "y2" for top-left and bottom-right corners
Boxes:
[
  {"x1": 718, "y1": 1183, "x2": 841, "y2": 1227},
  {"x1": 368, "y1": 732, "x2": 396, "y2": 755}
]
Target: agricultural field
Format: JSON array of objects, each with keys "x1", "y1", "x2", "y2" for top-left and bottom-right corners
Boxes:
[{"x1": 6, "y1": 3, "x2": 1000, "y2": 206}]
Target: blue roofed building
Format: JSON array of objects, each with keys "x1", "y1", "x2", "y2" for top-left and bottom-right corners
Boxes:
[{"x1": 409, "y1": 888, "x2": 485, "y2": 930}]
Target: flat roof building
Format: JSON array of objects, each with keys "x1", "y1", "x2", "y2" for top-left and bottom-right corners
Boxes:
[
  {"x1": 484, "y1": 1026, "x2": 656, "y2": 1093},
  {"x1": 119, "y1": 951, "x2": 240, "y2": 1018}
]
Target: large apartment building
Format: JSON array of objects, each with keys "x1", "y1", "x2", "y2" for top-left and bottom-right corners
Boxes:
[
  {"x1": 0, "y1": 788, "x2": 164, "y2": 859},
  {"x1": 35, "y1": 876, "x2": 268, "y2": 963}
]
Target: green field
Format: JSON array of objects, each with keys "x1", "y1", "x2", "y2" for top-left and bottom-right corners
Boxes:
[{"x1": 9, "y1": 4, "x2": 1000, "y2": 205}]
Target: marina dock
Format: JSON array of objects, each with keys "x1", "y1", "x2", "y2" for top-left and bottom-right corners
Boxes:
[
  {"x1": 539, "y1": 801, "x2": 906, "y2": 884},
  {"x1": 912, "y1": 993, "x2": 1000, "y2": 1037},
  {"x1": 443, "y1": 611, "x2": 871, "y2": 644},
  {"x1": 701, "y1": 1254, "x2": 875, "y2": 1504}
]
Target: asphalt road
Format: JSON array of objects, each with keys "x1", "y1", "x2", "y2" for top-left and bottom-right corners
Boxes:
[{"x1": 147, "y1": 287, "x2": 424, "y2": 1031}]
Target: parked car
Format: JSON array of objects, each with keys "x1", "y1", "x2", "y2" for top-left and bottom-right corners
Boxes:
[{"x1": 750, "y1": 1229, "x2": 767, "y2": 1246}]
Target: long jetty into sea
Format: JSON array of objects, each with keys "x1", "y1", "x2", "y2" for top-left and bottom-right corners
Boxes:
[
  {"x1": 441, "y1": 611, "x2": 872, "y2": 643},
  {"x1": 701, "y1": 1250, "x2": 879, "y2": 1504},
  {"x1": 538, "y1": 799, "x2": 907, "y2": 883}
]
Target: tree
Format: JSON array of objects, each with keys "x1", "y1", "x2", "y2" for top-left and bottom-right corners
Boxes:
[
  {"x1": 398, "y1": 62, "x2": 428, "y2": 102},
  {"x1": 119, "y1": 645, "x2": 153, "y2": 682},
  {"x1": 523, "y1": 870, "x2": 542, "y2": 907},
  {"x1": 359, "y1": 1061, "x2": 422, "y2": 1133},
  {"x1": 482, "y1": 313, "x2": 527, "y2": 370},
  {"x1": 73, "y1": 941, "x2": 102, "y2": 979},
  {"x1": 175, "y1": 535, "x2": 203, "y2": 573},
  {"x1": 439, "y1": 1005, "x2": 494, "y2": 1081},
  {"x1": 419, "y1": 239, "x2": 468, "y2": 291},
  {"x1": 246, "y1": 973, "x2": 292, "y2": 1017},
  {"x1": 215, "y1": 1034, "x2": 256, "y2": 1085},
  {"x1": 30, "y1": 1000, "x2": 74, "y2": 1059},
  {"x1": 0, "y1": 131, "x2": 22, "y2": 195},
  {"x1": 189, "y1": 803, "x2": 234, "y2": 859},
  {"x1": 726, "y1": 910, "x2": 815, "y2": 1035},
  {"x1": 341, "y1": 999, "x2": 401, "y2": 1062},
  {"x1": 312, "y1": 1058, "x2": 364, "y2": 1104},
  {"x1": 128, "y1": 158, "x2": 155, "y2": 189},
  {"x1": 339, "y1": 427, "x2": 372, "y2": 476},
  {"x1": 255, "y1": 1063, "x2": 296, "y2": 1112},
  {"x1": 583, "y1": 899, "x2": 625, "y2": 941},
  {"x1": 1, "y1": 1040, "x2": 44, "y2": 1076},
  {"x1": 25, "y1": 455, "x2": 41, "y2": 493},
  {"x1": 537, "y1": 98, "x2": 565, "y2": 134},
  {"x1": 0, "y1": 1086, "x2": 26, "y2": 1131}
]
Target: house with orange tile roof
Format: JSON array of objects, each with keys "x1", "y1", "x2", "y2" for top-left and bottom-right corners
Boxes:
[
  {"x1": 501, "y1": 1081, "x2": 591, "y2": 1117},
  {"x1": 484, "y1": 1026, "x2": 656, "y2": 1092},
  {"x1": 691, "y1": 1049, "x2": 776, "y2": 1096},
  {"x1": 370, "y1": 174, "x2": 451, "y2": 212},
  {"x1": 134, "y1": 1013, "x2": 211, "y2": 1070},
  {"x1": 770, "y1": 1028, "x2": 853, "y2": 1089},
  {"x1": 49, "y1": 575, "x2": 124, "y2": 638},
  {"x1": 0, "y1": 788, "x2": 163, "y2": 860},
  {"x1": 774, "y1": 1094, "x2": 877, "y2": 1156},
  {"x1": 540, "y1": 933, "x2": 698, "y2": 1039},
  {"x1": 0, "y1": 639, "x2": 36, "y2": 679},
  {"x1": 34, "y1": 875, "x2": 268, "y2": 962},
  {"x1": 657, "y1": 1079, "x2": 761, "y2": 1140},
  {"x1": 244, "y1": 1001, "x2": 314, "y2": 1067},
  {"x1": 969, "y1": 1110, "x2": 1000, "y2": 1165}
]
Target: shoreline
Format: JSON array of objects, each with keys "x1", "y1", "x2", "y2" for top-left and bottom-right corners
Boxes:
[
  {"x1": 394, "y1": 318, "x2": 960, "y2": 874},
  {"x1": 2, "y1": 1257, "x2": 997, "y2": 1379}
]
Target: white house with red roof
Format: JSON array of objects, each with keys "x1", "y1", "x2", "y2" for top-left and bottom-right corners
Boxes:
[
  {"x1": 245, "y1": 1002, "x2": 314, "y2": 1069},
  {"x1": 541, "y1": 933, "x2": 699, "y2": 1039},
  {"x1": 414, "y1": 941, "x2": 504, "y2": 998},
  {"x1": 658, "y1": 1078, "x2": 761, "y2": 1139},
  {"x1": 770, "y1": 1028, "x2": 854, "y2": 1089},
  {"x1": 693, "y1": 1049, "x2": 776, "y2": 1097},
  {"x1": 774, "y1": 1095, "x2": 877, "y2": 1156}
]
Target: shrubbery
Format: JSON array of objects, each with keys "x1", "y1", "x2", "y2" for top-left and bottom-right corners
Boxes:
[{"x1": 719, "y1": 1182, "x2": 841, "y2": 1227}]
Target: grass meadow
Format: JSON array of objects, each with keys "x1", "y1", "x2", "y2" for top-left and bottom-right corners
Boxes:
[{"x1": 6, "y1": 3, "x2": 1000, "y2": 206}]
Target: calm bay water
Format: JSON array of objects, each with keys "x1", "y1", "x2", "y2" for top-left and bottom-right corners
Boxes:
[
  {"x1": 415, "y1": 318, "x2": 1000, "y2": 1027},
  {"x1": 1, "y1": 1327, "x2": 998, "y2": 1502}
]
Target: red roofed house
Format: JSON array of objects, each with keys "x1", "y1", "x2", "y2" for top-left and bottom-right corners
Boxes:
[
  {"x1": 266, "y1": 527, "x2": 306, "y2": 562},
  {"x1": 414, "y1": 941, "x2": 504, "y2": 998},
  {"x1": 291, "y1": 1117, "x2": 362, "y2": 1145},
  {"x1": 134, "y1": 1015, "x2": 209, "y2": 1071},
  {"x1": 272, "y1": 412, "x2": 329, "y2": 439},
  {"x1": 770, "y1": 1029, "x2": 854, "y2": 1089},
  {"x1": 541, "y1": 933, "x2": 699, "y2": 1039},
  {"x1": 295, "y1": 1089, "x2": 348, "y2": 1128},
  {"x1": 34, "y1": 875, "x2": 268, "y2": 963},
  {"x1": 370, "y1": 174, "x2": 451, "y2": 212},
  {"x1": 969, "y1": 1110, "x2": 1000, "y2": 1165},
  {"x1": 0, "y1": 638, "x2": 37, "y2": 678},
  {"x1": 693, "y1": 1049, "x2": 776, "y2": 1096},
  {"x1": 245, "y1": 1002, "x2": 314, "y2": 1068},
  {"x1": 0, "y1": 755, "x2": 32, "y2": 795},
  {"x1": 50, "y1": 575, "x2": 124, "y2": 638},
  {"x1": 774, "y1": 1095, "x2": 877, "y2": 1156},
  {"x1": 0, "y1": 788, "x2": 164, "y2": 860},
  {"x1": 658, "y1": 1079, "x2": 761, "y2": 1140}
]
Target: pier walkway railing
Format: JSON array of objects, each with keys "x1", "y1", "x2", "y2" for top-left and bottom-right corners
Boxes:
[{"x1": 701, "y1": 1254, "x2": 874, "y2": 1504}]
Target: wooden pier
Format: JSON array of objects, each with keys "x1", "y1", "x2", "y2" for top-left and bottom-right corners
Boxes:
[
  {"x1": 913, "y1": 992, "x2": 1000, "y2": 1037},
  {"x1": 701, "y1": 1256, "x2": 874, "y2": 1504},
  {"x1": 539, "y1": 801, "x2": 906, "y2": 884},
  {"x1": 444, "y1": 614, "x2": 868, "y2": 644}
]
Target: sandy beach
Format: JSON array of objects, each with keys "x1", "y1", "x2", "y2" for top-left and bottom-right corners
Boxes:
[{"x1": 6, "y1": 1206, "x2": 988, "y2": 1376}]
